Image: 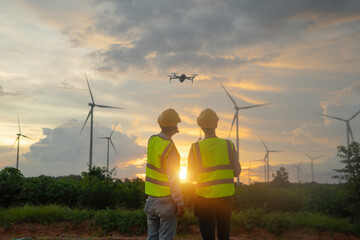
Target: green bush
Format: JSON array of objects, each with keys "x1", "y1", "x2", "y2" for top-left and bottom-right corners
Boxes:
[
  {"x1": 232, "y1": 208, "x2": 265, "y2": 232},
  {"x1": 305, "y1": 185, "x2": 350, "y2": 217},
  {"x1": 78, "y1": 177, "x2": 118, "y2": 209},
  {"x1": 94, "y1": 209, "x2": 147, "y2": 235},
  {"x1": 116, "y1": 178, "x2": 146, "y2": 209},
  {"x1": 233, "y1": 183, "x2": 303, "y2": 212},
  {"x1": 263, "y1": 212, "x2": 292, "y2": 235},
  {"x1": 0, "y1": 205, "x2": 94, "y2": 225},
  {"x1": 21, "y1": 175, "x2": 56, "y2": 205},
  {"x1": 0, "y1": 167, "x2": 24, "y2": 207}
]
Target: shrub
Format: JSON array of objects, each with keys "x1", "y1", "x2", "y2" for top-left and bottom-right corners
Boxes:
[
  {"x1": 78, "y1": 177, "x2": 118, "y2": 209},
  {"x1": 94, "y1": 209, "x2": 147, "y2": 235},
  {"x1": 0, "y1": 167, "x2": 24, "y2": 207}
]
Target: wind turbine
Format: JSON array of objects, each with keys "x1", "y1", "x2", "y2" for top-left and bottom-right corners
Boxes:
[
  {"x1": 99, "y1": 122, "x2": 119, "y2": 176},
  {"x1": 14, "y1": 116, "x2": 33, "y2": 169},
  {"x1": 259, "y1": 136, "x2": 283, "y2": 182},
  {"x1": 291, "y1": 162, "x2": 303, "y2": 183},
  {"x1": 304, "y1": 153, "x2": 322, "y2": 183},
  {"x1": 220, "y1": 82, "x2": 271, "y2": 184},
  {"x1": 247, "y1": 159, "x2": 263, "y2": 184},
  {"x1": 253, "y1": 159, "x2": 266, "y2": 183},
  {"x1": 81, "y1": 74, "x2": 123, "y2": 170},
  {"x1": 319, "y1": 110, "x2": 360, "y2": 150}
]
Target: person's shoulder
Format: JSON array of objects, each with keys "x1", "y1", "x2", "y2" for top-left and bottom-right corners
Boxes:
[{"x1": 221, "y1": 138, "x2": 235, "y2": 147}]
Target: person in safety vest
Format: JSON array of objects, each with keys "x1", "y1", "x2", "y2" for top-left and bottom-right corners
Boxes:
[
  {"x1": 187, "y1": 108, "x2": 241, "y2": 240},
  {"x1": 144, "y1": 108, "x2": 185, "y2": 240}
]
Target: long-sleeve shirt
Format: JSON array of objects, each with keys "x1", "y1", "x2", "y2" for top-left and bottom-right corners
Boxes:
[
  {"x1": 187, "y1": 135, "x2": 241, "y2": 182},
  {"x1": 148, "y1": 132, "x2": 184, "y2": 206}
]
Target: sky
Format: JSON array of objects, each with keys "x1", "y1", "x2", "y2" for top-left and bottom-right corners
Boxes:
[{"x1": 1, "y1": 0, "x2": 360, "y2": 184}]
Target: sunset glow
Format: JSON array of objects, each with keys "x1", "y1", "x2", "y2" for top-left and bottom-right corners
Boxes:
[
  {"x1": 180, "y1": 167, "x2": 187, "y2": 180},
  {"x1": 0, "y1": 2, "x2": 359, "y2": 184}
]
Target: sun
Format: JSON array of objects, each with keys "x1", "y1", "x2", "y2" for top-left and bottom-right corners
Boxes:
[{"x1": 179, "y1": 167, "x2": 187, "y2": 180}]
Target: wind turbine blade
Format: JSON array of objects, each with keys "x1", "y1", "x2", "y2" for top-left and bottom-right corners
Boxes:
[
  {"x1": 98, "y1": 137, "x2": 108, "y2": 139},
  {"x1": 18, "y1": 115, "x2": 21, "y2": 134},
  {"x1": 319, "y1": 113, "x2": 345, "y2": 122},
  {"x1": 21, "y1": 135, "x2": 34, "y2": 140},
  {"x1": 95, "y1": 104, "x2": 124, "y2": 109},
  {"x1": 348, "y1": 123, "x2": 355, "y2": 142},
  {"x1": 110, "y1": 122, "x2": 118, "y2": 138},
  {"x1": 303, "y1": 152, "x2": 312, "y2": 160},
  {"x1": 227, "y1": 112, "x2": 237, "y2": 139},
  {"x1": 110, "y1": 139, "x2": 119, "y2": 156},
  {"x1": 313, "y1": 155, "x2": 323, "y2": 160},
  {"x1": 80, "y1": 109, "x2": 92, "y2": 134},
  {"x1": 85, "y1": 74, "x2": 95, "y2": 104},
  {"x1": 349, "y1": 110, "x2": 360, "y2": 121},
  {"x1": 259, "y1": 136, "x2": 268, "y2": 151},
  {"x1": 220, "y1": 82, "x2": 238, "y2": 107},
  {"x1": 12, "y1": 136, "x2": 19, "y2": 146},
  {"x1": 238, "y1": 103, "x2": 271, "y2": 110}
]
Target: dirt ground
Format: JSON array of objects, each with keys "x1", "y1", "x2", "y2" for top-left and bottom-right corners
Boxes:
[{"x1": 1, "y1": 223, "x2": 360, "y2": 240}]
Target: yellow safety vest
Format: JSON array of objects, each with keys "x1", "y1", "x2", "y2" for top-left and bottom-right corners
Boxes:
[
  {"x1": 192, "y1": 137, "x2": 235, "y2": 198},
  {"x1": 145, "y1": 135, "x2": 175, "y2": 197}
]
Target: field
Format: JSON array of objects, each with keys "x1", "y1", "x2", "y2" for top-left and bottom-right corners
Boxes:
[
  {"x1": 0, "y1": 205, "x2": 360, "y2": 240},
  {"x1": 1, "y1": 156, "x2": 360, "y2": 240}
]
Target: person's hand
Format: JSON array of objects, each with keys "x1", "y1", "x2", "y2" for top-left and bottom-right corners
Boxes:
[{"x1": 177, "y1": 205, "x2": 185, "y2": 217}]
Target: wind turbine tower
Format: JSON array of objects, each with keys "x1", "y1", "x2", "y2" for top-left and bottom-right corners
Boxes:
[
  {"x1": 254, "y1": 159, "x2": 266, "y2": 183},
  {"x1": 14, "y1": 116, "x2": 33, "y2": 169},
  {"x1": 291, "y1": 162, "x2": 303, "y2": 183},
  {"x1": 221, "y1": 82, "x2": 271, "y2": 184},
  {"x1": 81, "y1": 75, "x2": 123, "y2": 171},
  {"x1": 304, "y1": 153, "x2": 322, "y2": 182},
  {"x1": 319, "y1": 110, "x2": 360, "y2": 150},
  {"x1": 99, "y1": 122, "x2": 119, "y2": 176},
  {"x1": 259, "y1": 136, "x2": 283, "y2": 182}
]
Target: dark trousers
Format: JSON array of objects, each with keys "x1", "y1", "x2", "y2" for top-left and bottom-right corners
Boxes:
[{"x1": 195, "y1": 196, "x2": 232, "y2": 240}]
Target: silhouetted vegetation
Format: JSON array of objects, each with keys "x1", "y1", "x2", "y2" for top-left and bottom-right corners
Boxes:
[
  {"x1": 271, "y1": 166, "x2": 290, "y2": 188},
  {"x1": 333, "y1": 141, "x2": 360, "y2": 220},
  {"x1": 1, "y1": 143, "x2": 360, "y2": 236},
  {"x1": 0, "y1": 166, "x2": 146, "y2": 210}
]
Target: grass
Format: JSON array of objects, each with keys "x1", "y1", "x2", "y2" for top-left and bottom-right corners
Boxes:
[{"x1": 1, "y1": 205, "x2": 359, "y2": 236}]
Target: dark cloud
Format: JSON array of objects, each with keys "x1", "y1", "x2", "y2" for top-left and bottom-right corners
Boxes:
[
  {"x1": 23, "y1": 120, "x2": 146, "y2": 176},
  {"x1": 85, "y1": 0, "x2": 360, "y2": 73}
]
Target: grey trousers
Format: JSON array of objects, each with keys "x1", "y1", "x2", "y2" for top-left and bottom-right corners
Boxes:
[{"x1": 144, "y1": 196, "x2": 178, "y2": 240}]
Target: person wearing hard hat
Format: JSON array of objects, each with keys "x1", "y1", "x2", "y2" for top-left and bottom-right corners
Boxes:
[
  {"x1": 187, "y1": 108, "x2": 241, "y2": 240},
  {"x1": 144, "y1": 108, "x2": 185, "y2": 240}
]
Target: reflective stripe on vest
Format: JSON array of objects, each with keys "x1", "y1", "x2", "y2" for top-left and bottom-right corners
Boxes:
[
  {"x1": 145, "y1": 136, "x2": 173, "y2": 197},
  {"x1": 193, "y1": 138, "x2": 235, "y2": 198}
]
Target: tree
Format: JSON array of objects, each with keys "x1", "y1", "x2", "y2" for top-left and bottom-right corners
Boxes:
[
  {"x1": 0, "y1": 167, "x2": 24, "y2": 207},
  {"x1": 271, "y1": 167, "x2": 289, "y2": 187},
  {"x1": 333, "y1": 141, "x2": 360, "y2": 220}
]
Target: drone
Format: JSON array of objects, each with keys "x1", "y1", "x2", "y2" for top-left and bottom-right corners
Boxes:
[{"x1": 169, "y1": 73, "x2": 197, "y2": 84}]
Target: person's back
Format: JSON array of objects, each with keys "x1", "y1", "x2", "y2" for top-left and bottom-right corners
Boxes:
[
  {"x1": 144, "y1": 108, "x2": 184, "y2": 240},
  {"x1": 187, "y1": 108, "x2": 241, "y2": 240}
]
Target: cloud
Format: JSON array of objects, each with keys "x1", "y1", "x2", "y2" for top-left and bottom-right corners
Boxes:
[
  {"x1": 0, "y1": 86, "x2": 19, "y2": 96},
  {"x1": 23, "y1": 119, "x2": 146, "y2": 177},
  {"x1": 81, "y1": 0, "x2": 360, "y2": 74}
]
